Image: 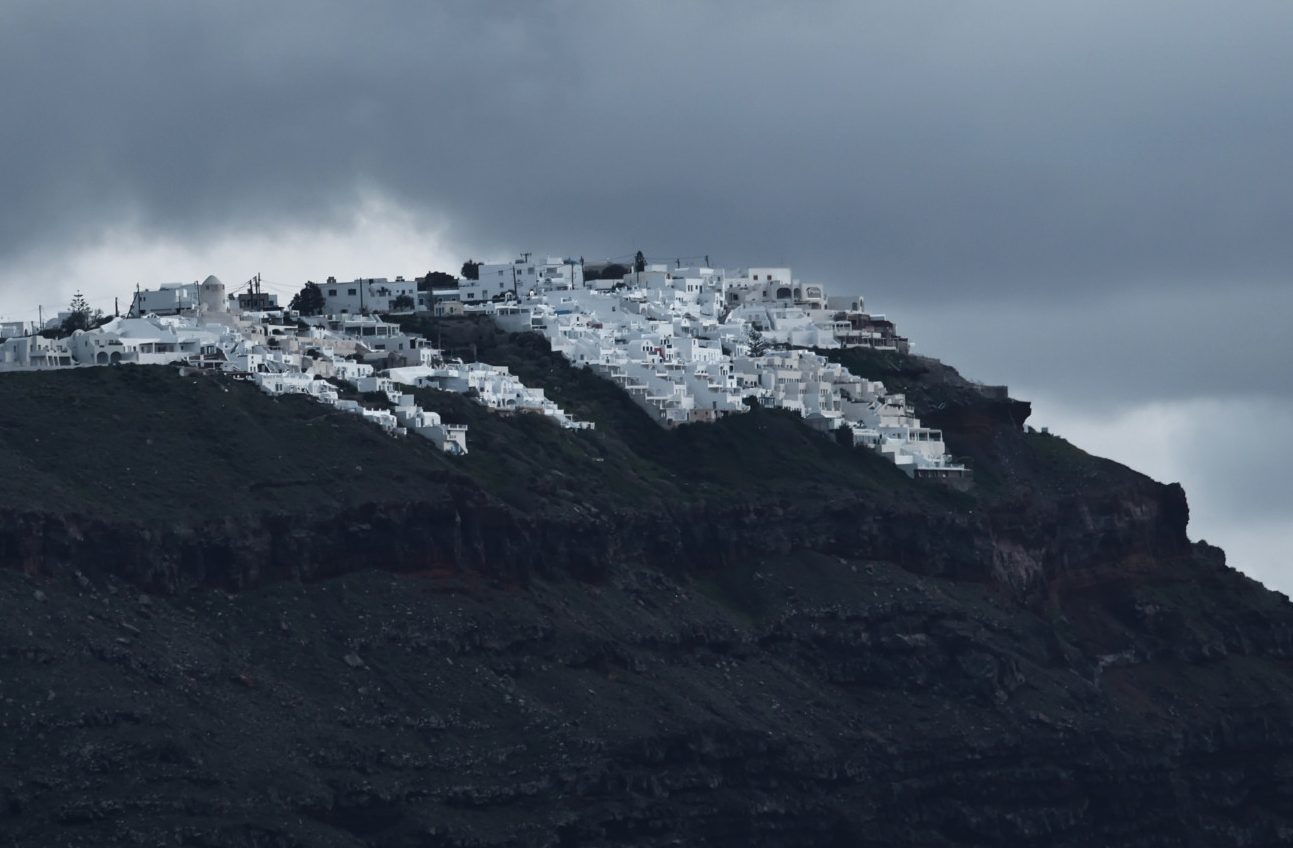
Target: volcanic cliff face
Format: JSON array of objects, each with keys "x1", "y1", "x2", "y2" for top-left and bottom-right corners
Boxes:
[{"x1": 1, "y1": 330, "x2": 1291, "y2": 847}]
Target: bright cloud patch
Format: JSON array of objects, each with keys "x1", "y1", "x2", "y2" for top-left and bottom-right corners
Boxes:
[{"x1": 0, "y1": 193, "x2": 460, "y2": 323}]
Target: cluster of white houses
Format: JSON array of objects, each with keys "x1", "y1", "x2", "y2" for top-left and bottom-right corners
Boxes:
[
  {"x1": 0, "y1": 276, "x2": 597, "y2": 454},
  {"x1": 0, "y1": 258, "x2": 963, "y2": 476},
  {"x1": 479, "y1": 257, "x2": 962, "y2": 478}
]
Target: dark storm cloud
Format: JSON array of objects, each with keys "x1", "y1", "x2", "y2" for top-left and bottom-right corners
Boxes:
[{"x1": 4, "y1": 1, "x2": 1293, "y2": 301}]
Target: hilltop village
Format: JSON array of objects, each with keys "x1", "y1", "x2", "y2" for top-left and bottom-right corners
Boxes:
[{"x1": 0, "y1": 257, "x2": 965, "y2": 478}]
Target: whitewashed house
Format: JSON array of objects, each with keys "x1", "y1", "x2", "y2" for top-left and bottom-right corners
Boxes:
[
  {"x1": 334, "y1": 399, "x2": 402, "y2": 434},
  {"x1": 318, "y1": 277, "x2": 418, "y2": 314},
  {"x1": 417, "y1": 288, "x2": 464, "y2": 316},
  {"x1": 460, "y1": 256, "x2": 583, "y2": 304},
  {"x1": 128, "y1": 276, "x2": 228, "y2": 317},
  {"x1": 0, "y1": 334, "x2": 75, "y2": 370},
  {"x1": 391, "y1": 394, "x2": 469, "y2": 454},
  {"x1": 70, "y1": 316, "x2": 235, "y2": 367}
]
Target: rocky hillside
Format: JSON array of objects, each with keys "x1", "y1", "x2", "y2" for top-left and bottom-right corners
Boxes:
[{"x1": 1, "y1": 322, "x2": 1290, "y2": 847}]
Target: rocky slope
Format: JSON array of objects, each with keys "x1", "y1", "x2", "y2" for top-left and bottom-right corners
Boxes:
[{"x1": 1, "y1": 325, "x2": 1291, "y2": 846}]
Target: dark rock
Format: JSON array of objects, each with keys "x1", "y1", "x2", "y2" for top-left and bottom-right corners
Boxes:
[{"x1": 0, "y1": 351, "x2": 1289, "y2": 846}]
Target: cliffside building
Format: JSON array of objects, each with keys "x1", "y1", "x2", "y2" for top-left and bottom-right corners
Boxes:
[
  {"x1": 318, "y1": 277, "x2": 418, "y2": 315},
  {"x1": 460, "y1": 257, "x2": 582, "y2": 304},
  {"x1": 128, "y1": 276, "x2": 228, "y2": 317}
]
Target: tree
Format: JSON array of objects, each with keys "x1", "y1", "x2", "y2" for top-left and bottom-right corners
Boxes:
[
  {"x1": 418, "y1": 271, "x2": 457, "y2": 292},
  {"x1": 746, "y1": 325, "x2": 771, "y2": 357},
  {"x1": 61, "y1": 313, "x2": 91, "y2": 333},
  {"x1": 391, "y1": 293, "x2": 415, "y2": 312},
  {"x1": 461, "y1": 260, "x2": 481, "y2": 280},
  {"x1": 584, "y1": 262, "x2": 630, "y2": 282},
  {"x1": 289, "y1": 281, "x2": 326, "y2": 315},
  {"x1": 633, "y1": 251, "x2": 646, "y2": 273},
  {"x1": 60, "y1": 291, "x2": 100, "y2": 334}
]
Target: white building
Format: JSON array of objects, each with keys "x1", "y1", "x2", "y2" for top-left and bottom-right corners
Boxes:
[
  {"x1": 381, "y1": 359, "x2": 593, "y2": 430},
  {"x1": 128, "y1": 276, "x2": 227, "y2": 317},
  {"x1": 0, "y1": 334, "x2": 75, "y2": 370},
  {"x1": 460, "y1": 256, "x2": 583, "y2": 304},
  {"x1": 417, "y1": 288, "x2": 464, "y2": 316},
  {"x1": 391, "y1": 393, "x2": 469, "y2": 454},
  {"x1": 68, "y1": 316, "x2": 234, "y2": 366},
  {"x1": 232, "y1": 290, "x2": 280, "y2": 312},
  {"x1": 252, "y1": 371, "x2": 338, "y2": 404},
  {"x1": 318, "y1": 277, "x2": 418, "y2": 315}
]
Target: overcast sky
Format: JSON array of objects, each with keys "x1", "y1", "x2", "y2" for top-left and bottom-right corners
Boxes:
[{"x1": 1, "y1": 2, "x2": 1288, "y2": 591}]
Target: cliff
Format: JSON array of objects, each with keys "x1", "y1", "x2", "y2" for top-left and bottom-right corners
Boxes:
[{"x1": 1, "y1": 327, "x2": 1290, "y2": 846}]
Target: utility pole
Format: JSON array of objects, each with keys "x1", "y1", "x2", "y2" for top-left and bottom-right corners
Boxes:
[{"x1": 114, "y1": 297, "x2": 119, "y2": 317}]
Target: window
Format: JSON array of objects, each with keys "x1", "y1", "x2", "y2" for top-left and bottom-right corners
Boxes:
[
  {"x1": 348, "y1": 288, "x2": 357, "y2": 296},
  {"x1": 328, "y1": 289, "x2": 337, "y2": 296}
]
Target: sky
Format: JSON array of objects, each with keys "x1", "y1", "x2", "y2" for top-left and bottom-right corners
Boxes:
[{"x1": 0, "y1": 2, "x2": 1288, "y2": 591}]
